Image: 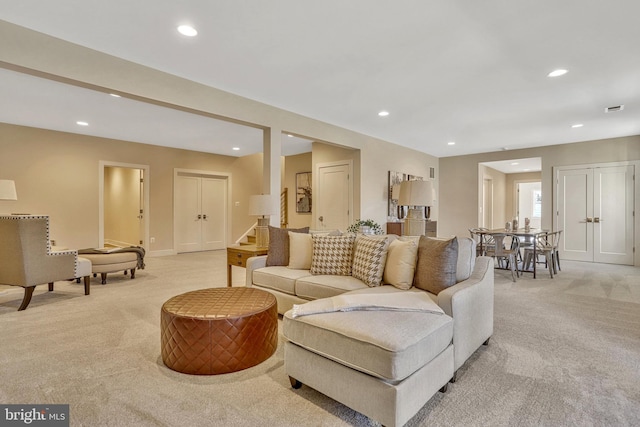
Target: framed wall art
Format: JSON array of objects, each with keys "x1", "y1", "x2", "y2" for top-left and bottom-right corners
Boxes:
[{"x1": 296, "y1": 172, "x2": 312, "y2": 213}]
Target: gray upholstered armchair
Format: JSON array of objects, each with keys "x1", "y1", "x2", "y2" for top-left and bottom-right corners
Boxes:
[{"x1": 0, "y1": 215, "x2": 90, "y2": 310}]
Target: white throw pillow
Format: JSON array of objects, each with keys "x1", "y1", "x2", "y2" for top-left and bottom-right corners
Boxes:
[
  {"x1": 383, "y1": 238, "x2": 419, "y2": 290},
  {"x1": 288, "y1": 231, "x2": 313, "y2": 269}
]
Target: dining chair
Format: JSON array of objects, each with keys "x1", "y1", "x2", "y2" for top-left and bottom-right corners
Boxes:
[
  {"x1": 485, "y1": 233, "x2": 519, "y2": 282},
  {"x1": 469, "y1": 228, "x2": 494, "y2": 257},
  {"x1": 522, "y1": 232, "x2": 558, "y2": 279}
]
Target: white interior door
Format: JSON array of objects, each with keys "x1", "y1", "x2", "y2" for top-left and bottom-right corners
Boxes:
[
  {"x1": 201, "y1": 177, "x2": 226, "y2": 251},
  {"x1": 176, "y1": 174, "x2": 227, "y2": 253},
  {"x1": 593, "y1": 165, "x2": 634, "y2": 264},
  {"x1": 557, "y1": 165, "x2": 634, "y2": 265},
  {"x1": 316, "y1": 161, "x2": 352, "y2": 231},
  {"x1": 176, "y1": 176, "x2": 202, "y2": 253}
]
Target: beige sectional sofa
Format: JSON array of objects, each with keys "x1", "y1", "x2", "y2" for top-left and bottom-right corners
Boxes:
[{"x1": 246, "y1": 234, "x2": 494, "y2": 427}]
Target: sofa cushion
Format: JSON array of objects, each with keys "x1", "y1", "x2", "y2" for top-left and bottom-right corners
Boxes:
[
  {"x1": 383, "y1": 238, "x2": 419, "y2": 290},
  {"x1": 310, "y1": 234, "x2": 356, "y2": 276},
  {"x1": 266, "y1": 226, "x2": 310, "y2": 266},
  {"x1": 295, "y1": 274, "x2": 369, "y2": 300},
  {"x1": 288, "y1": 231, "x2": 313, "y2": 269},
  {"x1": 283, "y1": 297, "x2": 453, "y2": 381},
  {"x1": 414, "y1": 236, "x2": 459, "y2": 294},
  {"x1": 352, "y1": 235, "x2": 390, "y2": 287},
  {"x1": 252, "y1": 266, "x2": 312, "y2": 296}
]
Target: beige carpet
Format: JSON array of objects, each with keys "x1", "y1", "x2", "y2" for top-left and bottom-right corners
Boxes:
[{"x1": 1, "y1": 251, "x2": 639, "y2": 426}]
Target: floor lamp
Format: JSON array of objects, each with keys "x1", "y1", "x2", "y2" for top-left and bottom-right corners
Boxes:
[
  {"x1": 249, "y1": 195, "x2": 275, "y2": 249},
  {"x1": 398, "y1": 180, "x2": 434, "y2": 236}
]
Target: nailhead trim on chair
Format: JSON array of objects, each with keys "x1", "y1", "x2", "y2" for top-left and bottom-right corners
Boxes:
[{"x1": 0, "y1": 215, "x2": 79, "y2": 277}]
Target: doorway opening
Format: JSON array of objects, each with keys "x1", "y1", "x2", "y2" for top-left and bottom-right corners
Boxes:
[{"x1": 99, "y1": 161, "x2": 150, "y2": 249}]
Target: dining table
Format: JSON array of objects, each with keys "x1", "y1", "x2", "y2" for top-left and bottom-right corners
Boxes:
[{"x1": 475, "y1": 228, "x2": 550, "y2": 279}]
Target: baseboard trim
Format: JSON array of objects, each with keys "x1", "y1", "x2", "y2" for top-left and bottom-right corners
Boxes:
[{"x1": 147, "y1": 249, "x2": 176, "y2": 257}]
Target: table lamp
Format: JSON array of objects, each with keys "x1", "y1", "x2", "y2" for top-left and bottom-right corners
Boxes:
[
  {"x1": 0, "y1": 180, "x2": 17, "y2": 201},
  {"x1": 398, "y1": 180, "x2": 434, "y2": 236},
  {"x1": 249, "y1": 194, "x2": 275, "y2": 249}
]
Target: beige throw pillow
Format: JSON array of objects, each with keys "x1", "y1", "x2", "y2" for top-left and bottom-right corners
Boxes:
[
  {"x1": 383, "y1": 238, "x2": 419, "y2": 290},
  {"x1": 288, "y1": 231, "x2": 313, "y2": 269},
  {"x1": 310, "y1": 234, "x2": 356, "y2": 276},
  {"x1": 352, "y1": 235, "x2": 390, "y2": 287},
  {"x1": 413, "y1": 236, "x2": 459, "y2": 294}
]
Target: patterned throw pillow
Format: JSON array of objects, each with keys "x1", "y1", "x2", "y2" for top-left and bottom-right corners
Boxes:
[
  {"x1": 310, "y1": 234, "x2": 356, "y2": 276},
  {"x1": 352, "y1": 235, "x2": 390, "y2": 287},
  {"x1": 413, "y1": 236, "x2": 459, "y2": 294},
  {"x1": 265, "y1": 226, "x2": 310, "y2": 266}
]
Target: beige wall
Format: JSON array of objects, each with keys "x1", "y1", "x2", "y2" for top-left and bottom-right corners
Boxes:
[
  {"x1": 479, "y1": 166, "x2": 507, "y2": 230},
  {"x1": 284, "y1": 153, "x2": 312, "y2": 229},
  {"x1": 440, "y1": 135, "x2": 640, "y2": 265},
  {"x1": 0, "y1": 123, "x2": 265, "y2": 253}
]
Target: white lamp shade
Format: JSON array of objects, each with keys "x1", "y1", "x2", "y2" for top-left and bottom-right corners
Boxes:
[
  {"x1": 398, "y1": 180, "x2": 434, "y2": 206},
  {"x1": 0, "y1": 180, "x2": 17, "y2": 201},
  {"x1": 248, "y1": 194, "x2": 275, "y2": 216}
]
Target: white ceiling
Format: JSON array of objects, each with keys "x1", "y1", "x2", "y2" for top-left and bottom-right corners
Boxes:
[{"x1": 1, "y1": 1, "x2": 639, "y2": 158}]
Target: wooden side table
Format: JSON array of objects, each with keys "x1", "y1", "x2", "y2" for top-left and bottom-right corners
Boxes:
[{"x1": 226, "y1": 245, "x2": 268, "y2": 287}]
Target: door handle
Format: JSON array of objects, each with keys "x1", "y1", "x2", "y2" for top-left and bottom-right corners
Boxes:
[
  {"x1": 586, "y1": 217, "x2": 593, "y2": 223},
  {"x1": 594, "y1": 217, "x2": 600, "y2": 223},
  {"x1": 319, "y1": 216, "x2": 324, "y2": 222},
  {"x1": 202, "y1": 214, "x2": 207, "y2": 220},
  {"x1": 197, "y1": 214, "x2": 202, "y2": 220}
]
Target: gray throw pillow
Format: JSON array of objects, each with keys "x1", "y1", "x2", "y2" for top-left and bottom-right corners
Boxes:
[
  {"x1": 413, "y1": 236, "x2": 459, "y2": 294},
  {"x1": 265, "y1": 226, "x2": 310, "y2": 266}
]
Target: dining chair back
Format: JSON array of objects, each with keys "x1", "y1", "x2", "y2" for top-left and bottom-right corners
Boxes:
[
  {"x1": 522, "y1": 231, "x2": 559, "y2": 278},
  {"x1": 485, "y1": 233, "x2": 519, "y2": 282}
]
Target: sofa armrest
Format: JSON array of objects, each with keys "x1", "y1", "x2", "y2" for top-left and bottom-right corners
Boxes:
[
  {"x1": 437, "y1": 256, "x2": 494, "y2": 372},
  {"x1": 245, "y1": 255, "x2": 267, "y2": 288}
]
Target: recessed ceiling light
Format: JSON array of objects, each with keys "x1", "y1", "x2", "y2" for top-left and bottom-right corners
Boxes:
[
  {"x1": 447, "y1": 141, "x2": 456, "y2": 146},
  {"x1": 76, "y1": 121, "x2": 89, "y2": 126},
  {"x1": 571, "y1": 123, "x2": 584, "y2": 128},
  {"x1": 177, "y1": 25, "x2": 198, "y2": 37},
  {"x1": 378, "y1": 111, "x2": 389, "y2": 117},
  {"x1": 502, "y1": 147, "x2": 509, "y2": 151},
  {"x1": 287, "y1": 134, "x2": 293, "y2": 137},
  {"x1": 523, "y1": 169, "x2": 530, "y2": 172},
  {"x1": 232, "y1": 147, "x2": 240, "y2": 151},
  {"x1": 511, "y1": 162, "x2": 519, "y2": 166},
  {"x1": 109, "y1": 93, "x2": 121, "y2": 98},
  {"x1": 548, "y1": 69, "x2": 568, "y2": 77}
]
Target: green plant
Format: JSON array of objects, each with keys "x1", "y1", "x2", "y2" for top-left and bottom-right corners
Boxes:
[{"x1": 347, "y1": 219, "x2": 384, "y2": 235}]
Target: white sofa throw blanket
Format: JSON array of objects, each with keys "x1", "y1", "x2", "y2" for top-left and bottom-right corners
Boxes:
[{"x1": 291, "y1": 286, "x2": 444, "y2": 318}]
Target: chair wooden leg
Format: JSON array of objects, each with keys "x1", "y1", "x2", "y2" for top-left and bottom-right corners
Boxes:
[
  {"x1": 18, "y1": 286, "x2": 36, "y2": 311},
  {"x1": 289, "y1": 376, "x2": 302, "y2": 389},
  {"x1": 48, "y1": 282, "x2": 54, "y2": 291},
  {"x1": 130, "y1": 268, "x2": 136, "y2": 279},
  {"x1": 101, "y1": 273, "x2": 107, "y2": 284},
  {"x1": 83, "y1": 276, "x2": 91, "y2": 295}
]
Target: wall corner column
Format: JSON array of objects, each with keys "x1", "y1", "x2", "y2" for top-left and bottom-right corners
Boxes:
[{"x1": 263, "y1": 127, "x2": 282, "y2": 226}]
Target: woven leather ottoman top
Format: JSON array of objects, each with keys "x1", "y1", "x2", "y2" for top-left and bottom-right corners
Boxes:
[{"x1": 161, "y1": 287, "x2": 278, "y2": 375}]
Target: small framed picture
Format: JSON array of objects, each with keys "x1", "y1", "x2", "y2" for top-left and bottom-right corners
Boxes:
[{"x1": 296, "y1": 172, "x2": 312, "y2": 213}]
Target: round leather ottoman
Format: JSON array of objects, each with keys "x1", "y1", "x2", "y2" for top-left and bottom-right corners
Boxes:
[{"x1": 161, "y1": 287, "x2": 278, "y2": 375}]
